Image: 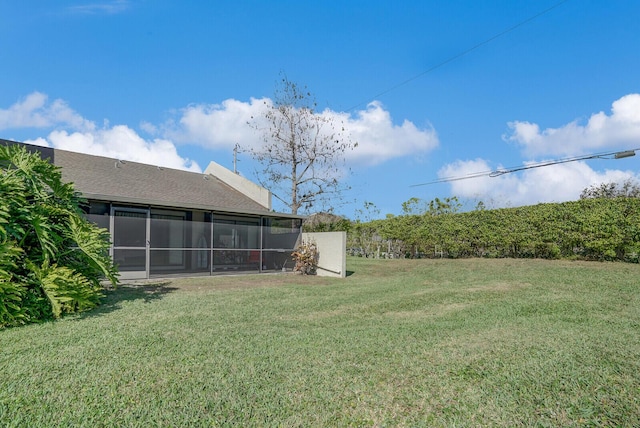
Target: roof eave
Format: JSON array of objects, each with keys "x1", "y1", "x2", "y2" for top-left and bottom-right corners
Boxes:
[{"x1": 82, "y1": 192, "x2": 306, "y2": 219}]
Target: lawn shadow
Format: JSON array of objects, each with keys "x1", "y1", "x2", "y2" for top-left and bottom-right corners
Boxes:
[
  {"x1": 78, "y1": 281, "x2": 178, "y2": 320},
  {"x1": 346, "y1": 270, "x2": 355, "y2": 277}
]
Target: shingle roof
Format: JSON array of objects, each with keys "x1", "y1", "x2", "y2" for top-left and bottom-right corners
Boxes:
[{"x1": 2, "y1": 140, "x2": 274, "y2": 215}]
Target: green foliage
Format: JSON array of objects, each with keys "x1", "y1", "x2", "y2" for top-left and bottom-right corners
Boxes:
[
  {"x1": 351, "y1": 197, "x2": 640, "y2": 262},
  {"x1": 427, "y1": 196, "x2": 461, "y2": 215},
  {"x1": 302, "y1": 212, "x2": 351, "y2": 233},
  {"x1": 27, "y1": 260, "x2": 102, "y2": 318},
  {"x1": 401, "y1": 196, "x2": 462, "y2": 216},
  {"x1": 580, "y1": 178, "x2": 640, "y2": 199},
  {"x1": 347, "y1": 201, "x2": 381, "y2": 257},
  {"x1": 0, "y1": 242, "x2": 26, "y2": 326},
  {"x1": 401, "y1": 197, "x2": 426, "y2": 215},
  {"x1": 0, "y1": 144, "x2": 118, "y2": 327}
]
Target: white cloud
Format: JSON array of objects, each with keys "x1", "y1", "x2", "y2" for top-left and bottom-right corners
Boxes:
[
  {"x1": 438, "y1": 159, "x2": 498, "y2": 199},
  {"x1": 2, "y1": 92, "x2": 199, "y2": 172},
  {"x1": 33, "y1": 127, "x2": 200, "y2": 172},
  {"x1": 506, "y1": 93, "x2": 640, "y2": 157},
  {"x1": 167, "y1": 98, "x2": 269, "y2": 150},
  {"x1": 23, "y1": 137, "x2": 50, "y2": 148},
  {"x1": 3, "y1": 91, "x2": 438, "y2": 175},
  {"x1": 439, "y1": 158, "x2": 639, "y2": 208},
  {"x1": 67, "y1": 0, "x2": 130, "y2": 15},
  {"x1": 167, "y1": 99, "x2": 439, "y2": 166},
  {"x1": 0, "y1": 92, "x2": 94, "y2": 132},
  {"x1": 345, "y1": 101, "x2": 439, "y2": 165},
  {"x1": 448, "y1": 93, "x2": 640, "y2": 207},
  {"x1": 139, "y1": 121, "x2": 158, "y2": 134}
]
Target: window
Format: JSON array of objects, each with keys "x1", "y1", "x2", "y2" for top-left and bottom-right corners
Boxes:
[{"x1": 83, "y1": 201, "x2": 110, "y2": 230}]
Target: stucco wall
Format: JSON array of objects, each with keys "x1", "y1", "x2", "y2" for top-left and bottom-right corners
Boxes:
[
  {"x1": 302, "y1": 231, "x2": 346, "y2": 278},
  {"x1": 204, "y1": 161, "x2": 272, "y2": 210}
]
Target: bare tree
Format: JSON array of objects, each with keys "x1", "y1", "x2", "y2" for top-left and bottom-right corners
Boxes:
[{"x1": 247, "y1": 75, "x2": 357, "y2": 215}]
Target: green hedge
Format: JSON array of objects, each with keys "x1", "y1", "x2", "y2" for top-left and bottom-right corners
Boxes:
[{"x1": 368, "y1": 198, "x2": 640, "y2": 262}]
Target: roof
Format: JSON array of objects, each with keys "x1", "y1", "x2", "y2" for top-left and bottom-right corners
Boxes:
[{"x1": 2, "y1": 140, "x2": 300, "y2": 217}]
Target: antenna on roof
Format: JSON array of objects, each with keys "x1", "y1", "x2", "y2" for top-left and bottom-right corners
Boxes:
[{"x1": 233, "y1": 143, "x2": 240, "y2": 175}]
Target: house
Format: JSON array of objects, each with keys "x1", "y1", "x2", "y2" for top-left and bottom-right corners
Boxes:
[{"x1": 1, "y1": 139, "x2": 303, "y2": 280}]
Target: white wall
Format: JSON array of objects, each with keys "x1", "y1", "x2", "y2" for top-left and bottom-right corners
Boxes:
[
  {"x1": 204, "y1": 161, "x2": 272, "y2": 210},
  {"x1": 302, "y1": 231, "x2": 346, "y2": 278}
]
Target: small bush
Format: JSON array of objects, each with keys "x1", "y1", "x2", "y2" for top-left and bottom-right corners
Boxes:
[{"x1": 291, "y1": 240, "x2": 318, "y2": 275}]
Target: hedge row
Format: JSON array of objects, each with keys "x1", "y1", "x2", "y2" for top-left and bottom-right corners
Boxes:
[{"x1": 359, "y1": 198, "x2": 640, "y2": 262}]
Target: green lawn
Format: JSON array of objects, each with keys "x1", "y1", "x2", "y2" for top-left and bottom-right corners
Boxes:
[{"x1": 1, "y1": 258, "x2": 639, "y2": 427}]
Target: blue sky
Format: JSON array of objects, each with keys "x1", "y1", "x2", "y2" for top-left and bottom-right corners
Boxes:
[{"x1": 2, "y1": 0, "x2": 639, "y2": 218}]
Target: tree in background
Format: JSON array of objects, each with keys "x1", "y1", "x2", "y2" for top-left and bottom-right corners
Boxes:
[
  {"x1": 580, "y1": 179, "x2": 640, "y2": 199},
  {"x1": 348, "y1": 201, "x2": 381, "y2": 257},
  {"x1": 401, "y1": 196, "x2": 462, "y2": 216},
  {"x1": 0, "y1": 145, "x2": 118, "y2": 328},
  {"x1": 302, "y1": 212, "x2": 351, "y2": 233},
  {"x1": 427, "y1": 196, "x2": 462, "y2": 215},
  {"x1": 247, "y1": 75, "x2": 357, "y2": 215},
  {"x1": 401, "y1": 197, "x2": 428, "y2": 216}
]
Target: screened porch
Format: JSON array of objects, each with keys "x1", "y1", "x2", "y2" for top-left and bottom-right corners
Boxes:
[{"x1": 84, "y1": 201, "x2": 302, "y2": 280}]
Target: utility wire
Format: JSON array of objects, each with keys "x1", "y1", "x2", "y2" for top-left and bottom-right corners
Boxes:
[
  {"x1": 410, "y1": 149, "x2": 640, "y2": 187},
  {"x1": 346, "y1": 0, "x2": 571, "y2": 112}
]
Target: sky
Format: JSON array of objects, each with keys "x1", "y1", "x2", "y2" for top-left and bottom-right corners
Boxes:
[{"x1": 1, "y1": 0, "x2": 640, "y2": 218}]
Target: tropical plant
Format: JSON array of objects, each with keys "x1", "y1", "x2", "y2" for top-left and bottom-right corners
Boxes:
[{"x1": 0, "y1": 144, "x2": 118, "y2": 327}]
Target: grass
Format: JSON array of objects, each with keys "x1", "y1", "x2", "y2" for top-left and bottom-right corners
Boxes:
[{"x1": 1, "y1": 257, "x2": 640, "y2": 427}]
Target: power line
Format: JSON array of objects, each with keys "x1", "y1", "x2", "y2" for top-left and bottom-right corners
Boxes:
[
  {"x1": 346, "y1": 0, "x2": 571, "y2": 112},
  {"x1": 410, "y1": 148, "x2": 640, "y2": 187}
]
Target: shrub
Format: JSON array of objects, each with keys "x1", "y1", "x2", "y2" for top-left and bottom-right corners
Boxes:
[
  {"x1": 291, "y1": 240, "x2": 318, "y2": 275},
  {"x1": 349, "y1": 198, "x2": 640, "y2": 262},
  {"x1": 0, "y1": 144, "x2": 118, "y2": 327}
]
